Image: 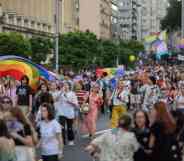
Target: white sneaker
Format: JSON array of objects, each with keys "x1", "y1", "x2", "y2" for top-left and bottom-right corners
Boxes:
[{"x1": 68, "y1": 141, "x2": 75, "y2": 146}]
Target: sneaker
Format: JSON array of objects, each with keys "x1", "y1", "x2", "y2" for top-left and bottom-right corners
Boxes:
[{"x1": 68, "y1": 141, "x2": 75, "y2": 146}]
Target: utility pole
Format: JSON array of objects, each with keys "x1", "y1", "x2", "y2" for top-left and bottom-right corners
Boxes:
[
  {"x1": 182, "y1": 0, "x2": 184, "y2": 38},
  {"x1": 55, "y1": 0, "x2": 60, "y2": 73}
]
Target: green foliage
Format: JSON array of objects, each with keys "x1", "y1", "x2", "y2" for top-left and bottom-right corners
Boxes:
[
  {"x1": 0, "y1": 31, "x2": 144, "y2": 69},
  {"x1": 0, "y1": 32, "x2": 32, "y2": 57},
  {"x1": 99, "y1": 40, "x2": 118, "y2": 67},
  {"x1": 59, "y1": 31, "x2": 99, "y2": 68},
  {"x1": 59, "y1": 31, "x2": 144, "y2": 69},
  {"x1": 161, "y1": 0, "x2": 181, "y2": 31},
  {"x1": 30, "y1": 36, "x2": 53, "y2": 64}
]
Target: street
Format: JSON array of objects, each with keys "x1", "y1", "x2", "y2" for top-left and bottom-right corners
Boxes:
[{"x1": 63, "y1": 115, "x2": 109, "y2": 161}]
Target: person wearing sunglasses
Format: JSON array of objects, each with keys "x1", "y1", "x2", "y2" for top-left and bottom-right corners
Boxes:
[{"x1": 1, "y1": 96, "x2": 13, "y2": 112}]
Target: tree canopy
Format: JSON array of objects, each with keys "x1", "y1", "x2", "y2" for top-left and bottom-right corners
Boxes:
[
  {"x1": 0, "y1": 31, "x2": 144, "y2": 69},
  {"x1": 59, "y1": 31, "x2": 144, "y2": 69},
  {"x1": 0, "y1": 32, "x2": 32, "y2": 57},
  {"x1": 30, "y1": 36, "x2": 53, "y2": 64}
]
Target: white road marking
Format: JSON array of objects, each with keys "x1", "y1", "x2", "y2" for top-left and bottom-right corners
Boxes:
[{"x1": 82, "y1": 129, "x2": 111, "y2": 138}]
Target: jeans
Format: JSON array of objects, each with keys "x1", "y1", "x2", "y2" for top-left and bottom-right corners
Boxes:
[
  {"x1": 59, "y1": 116, "x2": 74, "y2": 144},
  {"x1": 42, "y1": 155, "x2": 58, "y2": 161}
]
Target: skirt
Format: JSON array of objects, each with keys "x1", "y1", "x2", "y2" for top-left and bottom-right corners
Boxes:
[{"x1": 15, "y1": 146, "x2": 35, "y2": 161}]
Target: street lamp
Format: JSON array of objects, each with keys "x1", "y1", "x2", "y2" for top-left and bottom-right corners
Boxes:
[
  {"x1": 54, "y1": 0, "x2": 61, "y2": 73},
  {"x1": 182, "y1": 0, "x2": 184, "y2": 38},
  {"x1": 178, "y1": 0, "x2": 184, "y2": 38}
]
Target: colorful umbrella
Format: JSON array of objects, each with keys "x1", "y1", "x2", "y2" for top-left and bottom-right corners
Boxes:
[{"x1": 0, "y1": 55, "x2": 56, "y2": 89}]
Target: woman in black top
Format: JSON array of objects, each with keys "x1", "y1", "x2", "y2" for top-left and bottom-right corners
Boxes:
[
  {"x1": 16, "y1": 75, "x2": 33, "y2": 115},
  {"x1": 133, "y1": 110, "x2": 151, "y2": 161},
  {"x1": 34, "y1": 83, "x2": 54, "y2": 112},
  {"x1": 149, "y1": 101, "x2": 182, "y2": 161}
]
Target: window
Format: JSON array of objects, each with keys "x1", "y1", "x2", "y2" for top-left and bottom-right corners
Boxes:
[
  {"x1": 119, "y1": 2, "x2": 123, "y2": 6},
  {"x1": 17, "y1": 17, "x2": 21, "y2": 26},
  {"x1": 31, "y1": 21, "x2": 35, "y2": 29},
  {"x1": 24, "y1": 19, "x2": 28, "y2": 28}
]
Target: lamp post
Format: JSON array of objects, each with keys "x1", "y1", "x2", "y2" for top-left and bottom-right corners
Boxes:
[
  {"x1": 182, "y1": 0, "x2": 184, "y2": 38},
  {"x1": 54, "y1": 0, "x2": 60, "y2": 73}
]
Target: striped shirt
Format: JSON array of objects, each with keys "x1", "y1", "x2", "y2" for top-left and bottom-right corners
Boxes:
[{"x1": 75, "y1": 90, "x2": 88, "y2": 106}]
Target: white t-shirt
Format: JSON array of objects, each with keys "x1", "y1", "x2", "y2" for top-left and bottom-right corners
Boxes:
[
  {"x1": 176, "y1": 95, "x2": 184, "y2": 110},
  {"x1": 56, "y1": 91, "x2": 79, "y2": 119},
  {"x1": 39, "y1": 119, "x2": 61, "y2": 156},
  {"x1": 50, "y1": 90, "x2": 62, "y2": 109}
]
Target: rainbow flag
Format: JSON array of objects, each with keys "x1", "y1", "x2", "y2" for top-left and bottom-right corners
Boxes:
[{"x1": 0, "y1": 55, "x2": 56, "y2": 89}]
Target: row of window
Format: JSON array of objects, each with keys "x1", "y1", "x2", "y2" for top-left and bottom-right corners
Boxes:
[{"x1": 3, "y1": 12, "x2": 53, "y2": 33}]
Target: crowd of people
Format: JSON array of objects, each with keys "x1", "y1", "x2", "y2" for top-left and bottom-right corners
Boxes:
[{"x1": 0, "y1": 63, "x2": 184, "y2": 161}]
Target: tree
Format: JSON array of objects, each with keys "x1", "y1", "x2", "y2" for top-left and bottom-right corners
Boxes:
[
  {"x1": 59, "y1": 31, "x2": 99, "y2": 69},
  {"x1": 59, "y1": 31, "x2": 144, "y2": 69},
  {"x1": 99, "y1": 40, "x2": 118, "y2": 67},
  {"x1": 0, "y1": 32, "x2": 32, "y2": 57},
  {"x1": 30, "y1": 36, "x2": 53, "y2": 64},
  {"x1": 161, "y1": 0, "x2": 181, "y2": 31}
]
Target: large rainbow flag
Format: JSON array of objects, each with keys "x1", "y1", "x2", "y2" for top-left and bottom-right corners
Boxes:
[{"x1": 0, "y1": 55, "x2": 56, "y2": 89}]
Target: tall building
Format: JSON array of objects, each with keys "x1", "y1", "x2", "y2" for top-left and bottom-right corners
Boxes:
[
  {"x1": 61, "y1": 0, "x2": 79, "y2": 33},
  {"x1": 137, "y1": 0, "x2": 168, "y2": 39},
  {"x1": 79, "y1": 0, "x2": 112, "y2": 39},
  {"x1": 0, "y1": 0, "x2": 113, "y2": 39},
  {"x1": 118, "y1": 0, "x2": 134, "y2": 40},
  {"x1": 111, "y1": 0, "x2": 120, "y2": 39},
  {"x1": 0, "y1": 0, "x2": 79, "y2": 37},
  {"x1": 0, "y1": 0, "x2": 55, "y2": 37},
  {"x1": 117, "y1": 0, "x2": 168, "y2": 40}
]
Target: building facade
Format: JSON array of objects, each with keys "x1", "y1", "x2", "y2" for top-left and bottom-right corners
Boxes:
[
  {"x1": 0, "y1": 0, "x2": 55, "y2": 37},
  {"x1": 117, "y1": 0, "x2": 168, "y2": 40},
  {"x1": 100, "y1": 0, "x2": 112, "y2": 39},
  {"x1": 79, "y1": 0, "x2": 112, "y2": 39},
  {"x1": 0, "y1": 0, "x2": 113, "y2": 39},
  {"x1": 61, "y1": 0, "x2": 79, "y2": 33},
  {"x1": 118, "y1": 0, "x2": 134, "y2": 40},
  {"x1": 111, "y1": 0, "x2": 120, "y2": 39},
  {"x1": 137, "y1": 0, "x2": 168, "y2": 39}
]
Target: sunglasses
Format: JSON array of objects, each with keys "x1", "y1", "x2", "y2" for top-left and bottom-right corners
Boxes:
[{"x1": 2, "y1": 100, "x2": 11, "y2": 104}]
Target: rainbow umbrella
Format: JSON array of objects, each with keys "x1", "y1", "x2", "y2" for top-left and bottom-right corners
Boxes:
[{"x1": 0, "y1": 55, "x2": 56, "y2": 89}]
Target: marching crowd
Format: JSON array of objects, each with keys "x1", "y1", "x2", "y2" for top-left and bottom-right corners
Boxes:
[{"x1": 0, "y1": 63, "x2": 184, "y2": 161}]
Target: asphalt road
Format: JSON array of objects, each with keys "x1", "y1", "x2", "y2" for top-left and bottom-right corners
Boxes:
[{"x1": 62, "y1": 114, "x2": 109, "y2": 161}]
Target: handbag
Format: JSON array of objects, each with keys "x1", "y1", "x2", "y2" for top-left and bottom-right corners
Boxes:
[
  {"x1": 80, "y1": 97, "x2": 90, "y2": 114},
  {"x1": 80, "y1": 103, "x2": 90, "y2": 114}
]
